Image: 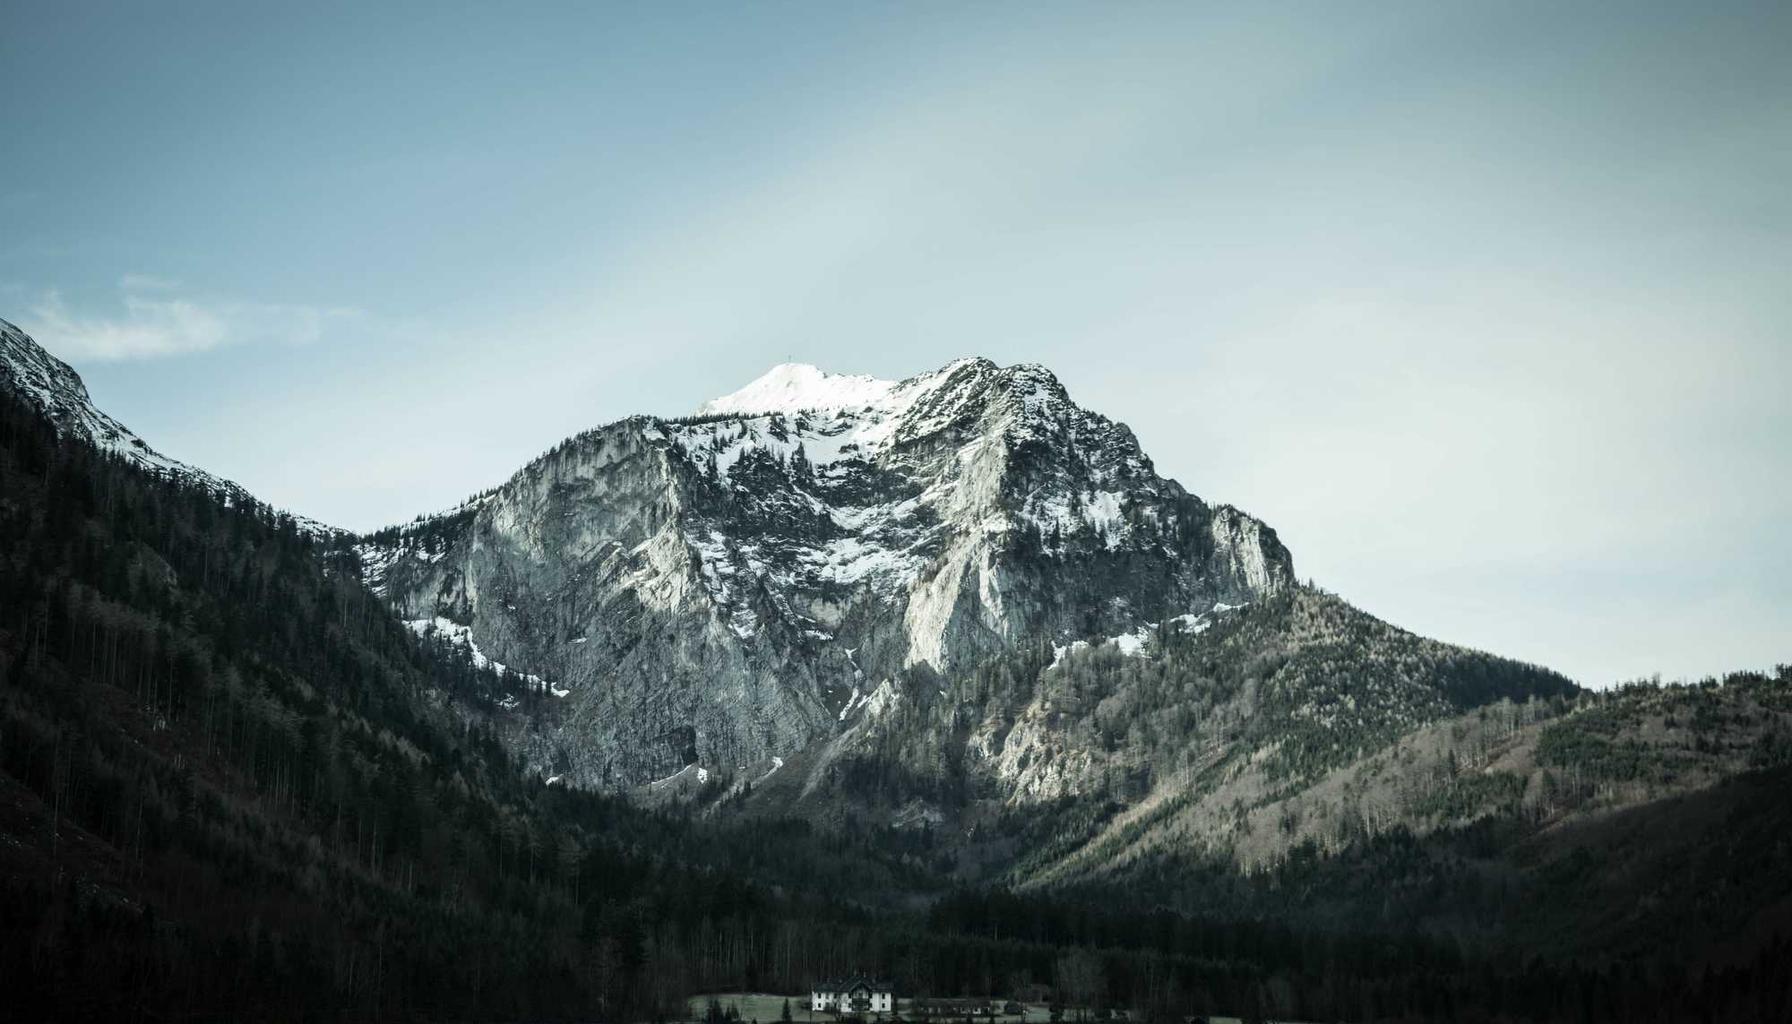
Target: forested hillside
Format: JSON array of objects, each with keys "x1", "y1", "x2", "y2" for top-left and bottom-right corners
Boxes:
[{"x1": 1023, "y1": 670, "x2": 1792, "y2": 959}]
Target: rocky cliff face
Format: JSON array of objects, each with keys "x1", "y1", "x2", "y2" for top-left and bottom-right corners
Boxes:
[{"x1": 359, "y1": 358, "x2": 1294, "y2": 787}]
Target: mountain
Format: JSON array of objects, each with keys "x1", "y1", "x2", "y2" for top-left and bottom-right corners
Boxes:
[
  {"x1": 357, "y1": 359, "x2": 1298, "y2": 788},
  {"x1": 353, "y1": 359, "x2": 1583, "y2": 835}
]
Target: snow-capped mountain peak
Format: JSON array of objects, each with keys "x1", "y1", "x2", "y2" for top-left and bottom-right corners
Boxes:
[
  {"x1": 698, "y1": 362, "x2": 903, "y2": 416},
  {"x1": 694, "y1": 357, "x2": 995, "y2": 419},
  {"x1": 361, "y1": 355, "x2": 1295, "y2": 787}
]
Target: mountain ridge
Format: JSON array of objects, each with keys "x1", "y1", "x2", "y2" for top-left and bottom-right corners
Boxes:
[{"x1": 0, "y1": 316, "x2": 339, "y2": 537}]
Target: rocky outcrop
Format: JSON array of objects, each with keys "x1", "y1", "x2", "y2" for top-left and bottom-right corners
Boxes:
[{"x1": 359, "y1": 358, "x2": 1295, "y2": 787}]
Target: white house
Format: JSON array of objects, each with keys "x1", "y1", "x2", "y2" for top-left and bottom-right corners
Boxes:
[{"x1": 810, "y1": 975, "x2": 895, "y2": 1015}]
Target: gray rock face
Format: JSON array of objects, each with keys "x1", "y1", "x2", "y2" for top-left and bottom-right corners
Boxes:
[{"x1": 359, "y1": 358, "x2": 1294, "y2": 787}]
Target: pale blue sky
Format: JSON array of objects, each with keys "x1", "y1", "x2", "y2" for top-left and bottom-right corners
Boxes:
[{"x1": 3, "y1": 1, "x2": 1787, "y2": 686}]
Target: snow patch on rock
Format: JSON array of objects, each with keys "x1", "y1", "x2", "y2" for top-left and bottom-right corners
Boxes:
[{"x1": 405, "y1": 617, "x2": 560, "y2": 694}]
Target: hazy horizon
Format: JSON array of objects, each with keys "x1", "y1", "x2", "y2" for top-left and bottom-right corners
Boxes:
[{"x1": 4, "y1": 1, "x2": 1787, "y2": 687}]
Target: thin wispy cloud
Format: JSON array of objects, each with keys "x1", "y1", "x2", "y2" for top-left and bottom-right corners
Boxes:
[
  {"x1": 26, "y1": 277, "x2": 358, "y2": 362},
  {"x1": 117, "y1": 272, "x2": 181, "y2": 292}
]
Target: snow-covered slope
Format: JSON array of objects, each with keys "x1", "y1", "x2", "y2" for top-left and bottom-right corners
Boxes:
[
  {"x1": 360, "y1": 357, "x2": 1294, "y2": 787},
  {"x1": 0, "y1": 317, "x2": 337, "y2": 536},
  {"x1": 695, "y1": 360, "x2": 946, "y2": 419}
]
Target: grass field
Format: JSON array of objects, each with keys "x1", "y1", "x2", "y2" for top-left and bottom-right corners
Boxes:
[
  {"x1": 682, "y1": 995, "x2": 1129, "y2": 1024},
  {"x1": 684, "y1": 993, "x2": 825, "y2": 1024}
]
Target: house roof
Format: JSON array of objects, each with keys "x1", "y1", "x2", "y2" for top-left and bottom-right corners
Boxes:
[{"x1": 813, "y1": 973, "x2": 894, "y2": 992}]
